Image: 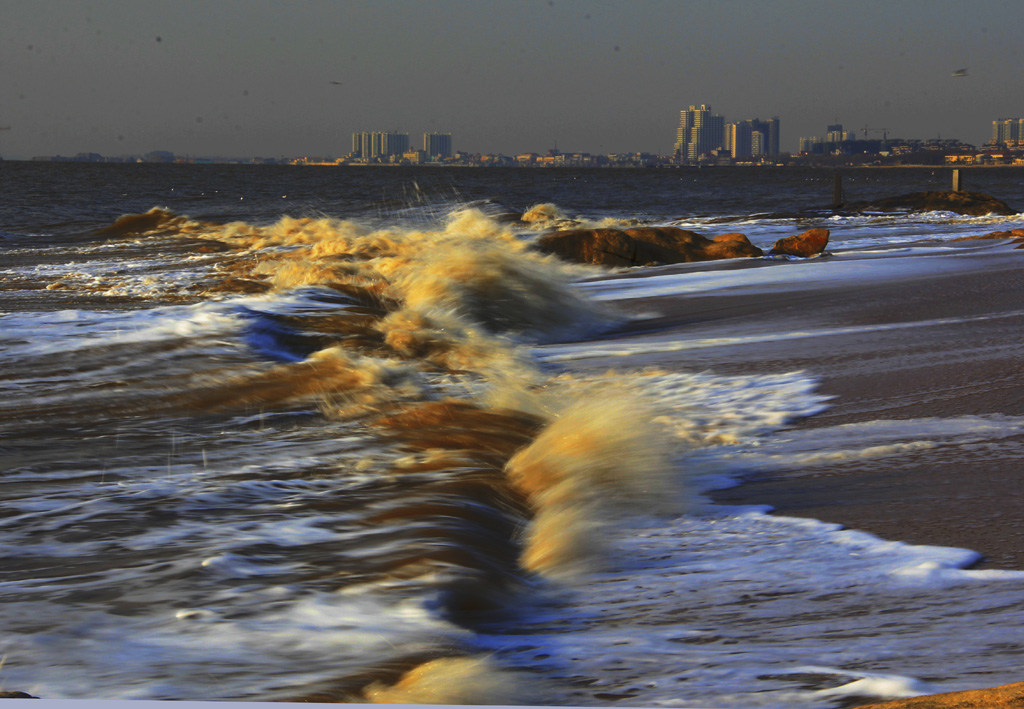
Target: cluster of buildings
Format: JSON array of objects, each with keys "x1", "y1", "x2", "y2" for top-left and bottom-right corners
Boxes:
[
  {"x1": 672, "y1": 104, "x2": 781, "y2": 164},
  {"x1": 795, "y1": 118, "x2": 1024, "y2": 166},
  {"x1": 22, "y1": 112, "x2": 1024, "y2": 168},
  {"x1": 349, "y1": 131, "x2": 453, "y2": 164},
  {"x1": 991, "y1": 118, "x2": 1024, "y2": 148}
]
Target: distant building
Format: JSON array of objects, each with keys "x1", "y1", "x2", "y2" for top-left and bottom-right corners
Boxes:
[
  {"x1": 423, "y1": 132, "x2": 453, "y2": 160},
  {"x1": 750, "y1": 131, "x2": 763, "y2": 157},
  {"x1": 726, "y1": 121, "x2": 751, "y2": 158},
  {"x1": 678, "y1": 106, "x2": 778, "y2": 162},
  {"x1": 762, "y1": 117, "x2": 781, "y2": 156},
  {"x1": 674, "y1": 104, "x2": 725, "y2": 162},
  {"x1": 351, "y1": 131, "x2": 409, "y2": 159},
  {"x1": 402, "y1": 149, "x2": 426, "y2": 164},
  {"x1": 992, "y1": 118, "x2": 1024, "y2": 146},
  {"x1": 726, "y1": 118, "x2": 781, "y2": 159},
  {"x1": 674, "y1": 111, "x2": 694, "y2": 156},
  {"x1": 798, "y1": 136, "x2": 823, "y2": 154},
  {"x1": 826, "y1": 124, "x2": 855, "y2": 144}
]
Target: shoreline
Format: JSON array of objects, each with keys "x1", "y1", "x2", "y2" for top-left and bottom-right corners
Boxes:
[{"x1": 601, "y1": 242, "x2": 1024, "y2": 569}]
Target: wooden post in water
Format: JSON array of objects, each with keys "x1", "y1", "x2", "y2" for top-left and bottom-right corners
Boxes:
[
  {"x1": 832, "y1": 173, "x2": 843, "y2": 208},
  {"x1": 952, "y1": 169, "x2": 962, "y2": 192}
]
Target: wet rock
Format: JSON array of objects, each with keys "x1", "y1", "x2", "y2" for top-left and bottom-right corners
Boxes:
[
  {"x1": 954, "y1": 228, "x2": 1024, "y2": 245},
  {"x1": 850, "y1": 681, "x2": 1024, "y2": 708},
  {"x1": 534, "y1": 226, "x2": 763, "y2": 267},
  {"x1": 0, "y1": 690, "x2": 38, "y2": 698},
  {"x1": 769, "y1": 228, "x2": 830, "y2": 257},
  {"x1": 849, "y1": 190, "x2": 1014, "y2": 216}
]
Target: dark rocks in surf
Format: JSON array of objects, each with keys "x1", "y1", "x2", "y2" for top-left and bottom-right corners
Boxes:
[
  {"x1": 768, "y1": 228, "x2": 830, "y2": 258},
  {"x1": 848, "y1": 190, "x2": 1014, "y2": 216},
  {"x1": 954, "y1": 227, "x2": 1024, "y2": 247},
  {"x1": 533, "y1": 226, "x2": 763, "y2": 267},
  {"x1": 0, "y1": 690, "x2": 38, "y2": 698}
]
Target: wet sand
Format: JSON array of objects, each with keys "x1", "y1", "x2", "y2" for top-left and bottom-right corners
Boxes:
[{"x1": 608, "y1": 242, "x2": 1024, "y2": 569}]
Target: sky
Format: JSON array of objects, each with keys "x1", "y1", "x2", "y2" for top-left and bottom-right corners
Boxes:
[{"x1": 2, "y1": 0, "x2": 1022, "y2": 160}]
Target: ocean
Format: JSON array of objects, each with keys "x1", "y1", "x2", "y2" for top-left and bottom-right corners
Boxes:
[{"x1": 2, "y1": 161, "x2": 1024, "y2": 707}]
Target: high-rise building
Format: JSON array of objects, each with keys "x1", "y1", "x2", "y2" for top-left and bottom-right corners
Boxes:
[
  {"x1": 351, "y1": 131, "x2": 410, "y2": 159},
  {"x1": 798, "y1": 136, "x2": 823, "y2": 154},
  {"x1": 678, "y1": 106, "x2": 777, "y2": 161},
  {"x1": 378, "y1": 131, "x2": 409, "y2": 158},
  {"x1": 826, "y1": 124, "x2": 853, "y2": 144},
  {"x1": 674, "y1": 110, "x2": 695, "y2": 156},
  {"x1": 763, "y1": 117, "x2": 780, "y2": 156},
  {"x1": 750, "y1": 131, "x2": 763, "y2": 157},
  {"x1": 727, "y1": 121, "x2": 752, "y2": 159},
  {"x1": 423, "y1": 132, "x2": 453, "y2": 160},
  {"x1": 689, "y1": 105, "x2": 724, "y2": 161},
  {"x1": 726, "y1": 118, "x2": 781, "y2": 159},
  {"x1": 992, "y1": 118, "x2": 1022, "y2": 146},
  {"x1": 675, "y1": 105, "x2": 724, "y2": 162}
]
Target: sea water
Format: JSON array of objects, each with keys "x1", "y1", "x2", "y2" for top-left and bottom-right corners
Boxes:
[{"x1": 2, "y1": 162, "x2": 1024, "y2": 707}]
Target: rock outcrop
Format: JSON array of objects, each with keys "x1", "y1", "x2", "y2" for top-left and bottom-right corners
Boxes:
[
  {"x1": 534, "y1": 226, "x2": 763, "y2": 267},
  {"x1": 954, "y1": 228, "x2": 1024, "y2": 247},
  {"x1": 849, "y1": 190, "x2": 1014, "y2": 216},
  {"x1": 769, "y1": 227, "x2": 830, "y2": 257},
  {"x1": 851, "y1": 681, "x2": 1024, "y2": 708}
]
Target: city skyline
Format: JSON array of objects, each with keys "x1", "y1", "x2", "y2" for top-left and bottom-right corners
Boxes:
[{"x1": 2, "y1": 0, "x2": 1022, "y2": 161}]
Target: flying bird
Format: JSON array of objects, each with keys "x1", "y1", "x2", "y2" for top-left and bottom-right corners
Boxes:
[{"x1": 951, "y1": 68, "x2": 968, "y2": 77}]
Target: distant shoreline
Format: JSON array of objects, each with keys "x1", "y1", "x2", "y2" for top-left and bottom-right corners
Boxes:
[{"x1": 6, "y1": 158, "x2": 1024, "y2": 170}]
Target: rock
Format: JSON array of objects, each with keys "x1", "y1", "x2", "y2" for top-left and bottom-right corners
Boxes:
[
  {"x1": 0, "y1": 690, "x2": 38, "y2": 698},
  {"x1": 849, "y1": 190, "x2": 1015, "y2": 216},
  {"x1": 954, "y1": 228, "x2": 1024, "y2": 244},
  {"x1": 850, "y1": 681, "x2": 1024, "y2": 708},
  {"x1": 769, "y1": 228, "x2": 830, "y2": 257},
  {"x1": 534, "y1": 226, "x2": 763, "y2": 267}
]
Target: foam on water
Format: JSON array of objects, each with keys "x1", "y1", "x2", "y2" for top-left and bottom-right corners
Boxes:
[{"x1": 5, "y1": 190, "x2": 1024, "y2": 706}]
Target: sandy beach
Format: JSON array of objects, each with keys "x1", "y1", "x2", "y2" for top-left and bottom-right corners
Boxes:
[{"x1": 603, "y1": 240, "x2": 1024, "y2": 569}]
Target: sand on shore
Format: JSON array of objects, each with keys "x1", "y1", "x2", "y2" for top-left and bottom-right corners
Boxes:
[{"x1": 600, "y1": 240, "x2": 1024, "y2": 570}]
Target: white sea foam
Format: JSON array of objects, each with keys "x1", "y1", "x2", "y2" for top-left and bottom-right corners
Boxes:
[
  {"x1": 0, "y1": 302, "x2": 247, "y2": 358},
  {"x1": 473, "y1": 507, "x2": 1024, "y2": 707},
  {"x1": 711, "y1": 415, "x2": 1024, "y2": 476},
  {"x1": 0, "y1": 592, "x2": 469, "y2": 701}
]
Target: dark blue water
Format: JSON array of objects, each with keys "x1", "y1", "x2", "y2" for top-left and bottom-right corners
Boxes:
[{"x1": 3, "y1": 162, "x2": 1022, "y2": 238}]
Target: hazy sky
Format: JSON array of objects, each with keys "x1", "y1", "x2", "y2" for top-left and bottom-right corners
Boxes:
[{"x1": 2, "y1": 0, "x2": 1022, "y2": 159}]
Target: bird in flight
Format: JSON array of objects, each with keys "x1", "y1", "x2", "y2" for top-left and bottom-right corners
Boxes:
[{"x1": 951, "y1": 68, "x2": 968, "y2": 77}]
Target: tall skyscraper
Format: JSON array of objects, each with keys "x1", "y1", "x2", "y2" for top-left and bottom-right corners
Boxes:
[
  {"x1": 675, "y1": 105, "x2": 724, "y2": 162},
  {"x1": 423, "y1": 132, "x2": 453, "y2": 160},
  {"x1": 764, "y1": 117, "x2": 780, "y2": 156},
  {"x1": 826, "y1": 124, "x2": 853, "y2": 144},
  {"x1": 750, "y1": 131, "x2": 763, "y2": 157},
  {"x1": 727, "y1": 121, "x2": 752, "y2": 159},
  {"x1": 726, "y1": 118, "x2": 781, "y2": 159},
  {"x1": 992, "y1": 118, "x2": 1022, "y2": 146},
  {"x1": 674, "y1": 110, "x2": 694, "y2": 156},
  {"x1": 351, "y1": 131, "x2": 409, "y2": 159},
  {"x1": 379, "y1": 131, "x2": 409, "y2": 157}
]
